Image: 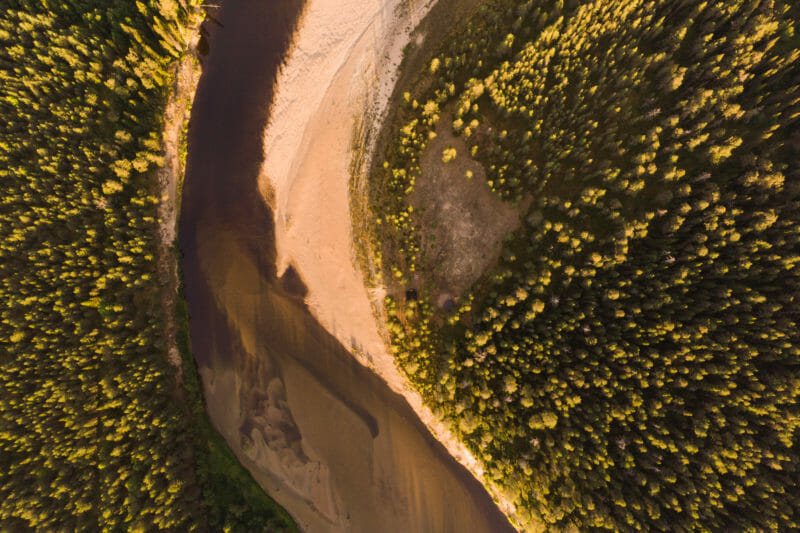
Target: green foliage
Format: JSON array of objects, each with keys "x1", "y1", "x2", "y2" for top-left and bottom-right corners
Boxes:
[
  {"x1": 371, "y1": 0, "x2": 800, "y2": 530},
  {"x1": 0, "y1": 1, "x2": 294, "y2": 530}
]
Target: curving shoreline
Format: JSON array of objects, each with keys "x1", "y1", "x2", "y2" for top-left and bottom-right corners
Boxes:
[{"x1": 179, "y1": 0, "x2": 515, "y2": 531}]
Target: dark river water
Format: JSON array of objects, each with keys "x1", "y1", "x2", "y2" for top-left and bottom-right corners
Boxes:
[{"x1": 178, "y1": 1, "x2": 514, "y2": 531}]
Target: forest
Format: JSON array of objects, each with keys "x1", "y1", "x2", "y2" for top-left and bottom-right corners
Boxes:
[
  {"x1": 0, "y1": 0, "x2": 294, "y2": 530},
  {"x1": 364, "y1": 0, "x2": 800, "y2": 530}
]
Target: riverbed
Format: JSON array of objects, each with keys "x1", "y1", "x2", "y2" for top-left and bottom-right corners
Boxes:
[{"x1": 178, "y1": 0, "x2": 514, "y2": 531}]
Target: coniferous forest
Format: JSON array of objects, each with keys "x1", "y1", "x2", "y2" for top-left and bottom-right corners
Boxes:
[
  {"x1": 365, "y1": 0, "x2": 800, "y2": 530},
  {"x1": 0, "y1": 1, "x2": 294, "y2": 530},
  {"x1": 3, "y1": 0, "x2": 800, "y2": 530}
]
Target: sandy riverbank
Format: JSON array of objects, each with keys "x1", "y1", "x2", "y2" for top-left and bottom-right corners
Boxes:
[
  {"x1": 260, "y1": 0, "x2": 522, "y2": 528},
  {"x1": 179, "y1": 0, "x2": 516, "y2": 531},
  {"x1": 262, "y1": 0, "x2": 433, "y2": 370},
  {"x1": 157, "y1": 31, "x2": 202, "y2": 375}
]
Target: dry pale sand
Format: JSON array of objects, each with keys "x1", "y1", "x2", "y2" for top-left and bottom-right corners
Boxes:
[
  {"x1": 262, "y1": 0, "x2": 432, "y2": 368},
  {"x1": 260, "y1": 0, "x2": 523, "y2": 527}
]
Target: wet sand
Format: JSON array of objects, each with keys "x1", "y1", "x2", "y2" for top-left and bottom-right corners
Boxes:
[{"x1": 178, "y1": 0, "x2": 514, "y2": 531}]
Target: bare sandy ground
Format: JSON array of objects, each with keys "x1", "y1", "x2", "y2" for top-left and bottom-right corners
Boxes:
[{"x1": 260, "y1": 0, "x2": 524, "y2": 528}]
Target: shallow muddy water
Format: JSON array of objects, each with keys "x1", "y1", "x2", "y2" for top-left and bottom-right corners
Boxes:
[{"x1": 178, "y1": 1, "x2": 514, "y2": 531}]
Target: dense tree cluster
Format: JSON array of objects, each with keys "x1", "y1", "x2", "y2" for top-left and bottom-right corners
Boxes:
[
  {"x1": 0, "y1": 1, "x2": 294, "y2": 530},
  {"x1": 369, "y1": 0, "x2": 800, "y2": 530}
]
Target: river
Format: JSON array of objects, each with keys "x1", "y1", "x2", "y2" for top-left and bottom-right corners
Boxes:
[{"x1": 178, "y1": 0, "x2": 514, "y2": 531}]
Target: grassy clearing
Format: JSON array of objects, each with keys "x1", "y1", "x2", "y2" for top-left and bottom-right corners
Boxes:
[{"x1": 349, "y1": 0, "x2": 494, "y2": 339}]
